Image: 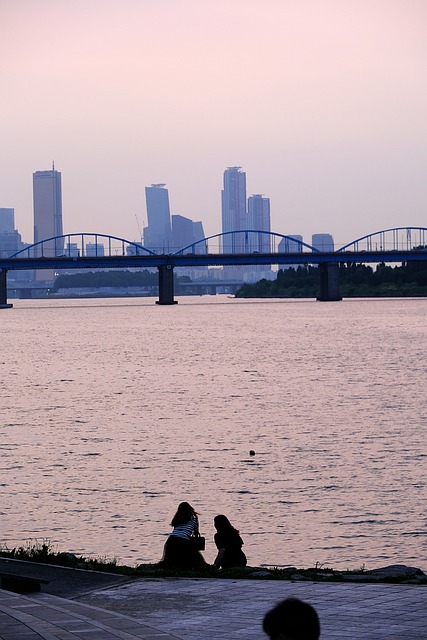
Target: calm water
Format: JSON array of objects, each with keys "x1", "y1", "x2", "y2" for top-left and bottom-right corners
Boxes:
[{"x1": 1, "y1": 296, "x2": 426, "y2": 571}]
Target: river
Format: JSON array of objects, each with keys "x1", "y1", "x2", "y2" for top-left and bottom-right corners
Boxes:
[{"x1": 1, "y1": 296, "x2": 426, "y2": 571}]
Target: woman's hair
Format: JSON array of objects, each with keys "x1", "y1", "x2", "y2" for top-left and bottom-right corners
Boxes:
[
  {"x1": 171, "y1": 501, "x2": 197, "y2": 527},
  {"x1": 214, "y1": 514, "x2": 239, "y2": 534}
]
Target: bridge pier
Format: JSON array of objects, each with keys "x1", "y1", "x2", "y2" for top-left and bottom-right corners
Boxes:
[
  {"x1": 0, "y1": 269, "x2": 13, "y2": 309},
  {"x1": 317, "y1": 263, "x2": 342, "y2": 302},
  {"x1": 156, "y1": 265, "x2": 178, "y2": 305}
]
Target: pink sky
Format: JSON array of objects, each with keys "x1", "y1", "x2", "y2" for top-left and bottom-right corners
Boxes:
[{"x1": 1, "y1": 0, "x2": 426, "y2": 246}]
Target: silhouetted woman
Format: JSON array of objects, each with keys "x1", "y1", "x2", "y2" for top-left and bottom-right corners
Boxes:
[
  {"x1": 160, "y1": 501, "x2": 206, "y2": 568},
  {"x1": 213, "y1": 514, "x2": 247, "y2": 569}
]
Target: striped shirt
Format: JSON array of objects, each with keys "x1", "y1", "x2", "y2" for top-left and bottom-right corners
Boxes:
[{"x1": 170, "y1": 516, "x2": 199, "y2": 540}]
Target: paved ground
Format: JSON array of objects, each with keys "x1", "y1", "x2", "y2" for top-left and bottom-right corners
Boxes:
[
  {"x1": 0, "y1": 559, "x2": 426, "y2": 639},
  {"x1": 0, "y1": 589, "x2": 181, "y2": 639},
  {"x1": 79, "y1": 577, "x2": 427, "y2": 639}
]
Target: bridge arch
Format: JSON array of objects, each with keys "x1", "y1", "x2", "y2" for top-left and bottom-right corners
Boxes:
[
  {"x1": 337, "y1": 227, "x2": 427, "y2": 253},
  {"x1": 174, "y1": 230, "x2": 319, "y2": 255},
  {"x1": 10, "y1": 233, "x2": 157, "y2": 258}
]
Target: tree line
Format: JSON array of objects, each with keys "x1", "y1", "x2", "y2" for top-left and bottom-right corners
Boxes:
[
  {"x1": 52, "y1": 269, "x2": 190, "y2": 291},
  {"x1": 51, "y1": 256, "x2": 427, "y2": 298},
  {"x1": 235, "y1": 259, "x2": 427, "y2": 299}
]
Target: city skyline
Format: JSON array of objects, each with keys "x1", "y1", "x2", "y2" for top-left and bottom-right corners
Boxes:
[
  {"x1": 4, "y1": 163, "x2": 427, "y2": 254},
  {"x1": 1, "y1": 1, "x2": 426, "y2": 246},
  {"x1": 3, "y1": 164, "x2": 341, "y2": 252}
]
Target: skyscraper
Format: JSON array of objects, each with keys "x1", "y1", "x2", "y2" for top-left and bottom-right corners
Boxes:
[
  {"x1": 33, "y1": 165, "x2": 63, "y2": 255},
  {"x1": 171, "y1": 215, "x2": 194, "y2": 252},
  {"x1": 171, "y1": 215, "x2": 207, "y2": 254},
  {"x1": 143, "y1": 184, "x2": 172, "y2": 252},
  {"x1": 247, "y1": 194, "x2": 271, "y2": 253},
  {"x1": 33, "y1": 164, "x2": 63, "y2": 282},
  {"x1": 221, "y1": 166, "x2": 247, "y2": 253}
]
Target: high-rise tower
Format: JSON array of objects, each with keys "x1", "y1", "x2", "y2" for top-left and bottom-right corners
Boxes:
[
  {"x1": 247, "y1": 194, "x2": 271, "y2": 253},
  {"x1": 33, "y1": 165, "x2": 63, "y2": 255},
  {"x1": 221, "y1": 166, "x2": 247, "y2": 253},
  {"x1": 33, "y1": 164, "x2": 63, "y2": 281},
  {"x1": 143, "y1": 184, "x2": 172, "y2": 252}
]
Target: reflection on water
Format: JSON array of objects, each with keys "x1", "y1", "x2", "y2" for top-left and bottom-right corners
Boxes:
[{"x1": 1, "y1": 296, "x2": 426, "y2": 570}]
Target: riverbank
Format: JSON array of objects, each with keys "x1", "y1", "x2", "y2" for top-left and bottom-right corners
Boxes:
[{"x1": 1, "y1": 548, "x2": 426, "y2": 586}]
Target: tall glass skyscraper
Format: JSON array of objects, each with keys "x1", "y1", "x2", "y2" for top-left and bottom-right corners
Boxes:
[
  {"x1": 33, "y1": 165, "x2": 63, "y2": 282},
  {"x1": 33, "y1": 165, "x2": 63, "y2": 255},
  {"x1": 247, "y1": 194, "x2": 271, "y2": 253},
  {"x1": 221, "y1": 166, "x2": 247, "y2": 253},
  {"x1": 143, "y1": 184, "x2": 173, "y2": 252}
]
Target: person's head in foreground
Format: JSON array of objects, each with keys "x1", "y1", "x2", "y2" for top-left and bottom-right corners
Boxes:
[{"x1": 263, "y1": 597, "x2": 320, "y2": 640}]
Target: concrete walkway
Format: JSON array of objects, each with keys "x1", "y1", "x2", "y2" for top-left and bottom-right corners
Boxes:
[
  {"x1": 79, "y1": 577, "x2": 427, "y2": 639},
  {"x1": 0, "y1": 588, "x2": 181, "y2": 639},
  {"x1": 1, "y1": 577, "x2": 426, "y2": 639}
]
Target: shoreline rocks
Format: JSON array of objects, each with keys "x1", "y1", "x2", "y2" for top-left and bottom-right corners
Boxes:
[{"x1": 266, "y1": 564, "x2": 427, "y2": 585}]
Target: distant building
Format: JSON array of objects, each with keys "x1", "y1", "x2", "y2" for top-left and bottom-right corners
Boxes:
[
  {"x1": 312, "y1": 233, "x2": 334, "y2": 252},
  {"x1": 278, "y1": 235, "x2": 303, "y2": 253},
  {"x1": 86, "y1": 242, "x2": 105, "y2": 257},
  {"x1": 33, "y1": 164, "x2": 63, "y2": 281},
  {"x1": 0, "y1": 208, "x2": 15, "y2": 234},
  {"x1": 143, "y1": 184, "x2": 173, "y2": 252},
  {"x1": 9, "y1": 239, "x2": 33, "y2": 282},
  {"x1": 64, "y1": 242, "x2": 79, "y2": 257},
  {"x1": 0, "y1": 208, "x2": 32, "y2": 282},
  {"x1": 126, "y1": 242, "x2": 145, "y2": 256},
  {"x1": 192, "y1": 221, "x2": 207, "y2": 254},
  {"x1": 278, "y1": 235, "x2": 304, "y2": 270},
  {"x1": 0, "y1": 230, "x2": 22, "y2": 258},
  {"x1": 171, "y1": 215, "x2": 195, "y2": 252},
  {"x1": 247, "y1": 195, "x2": 271, "y2": 253},
  {"x1": 221, "y1": 166, "x2": 247, "y2": 253},
  {"x1": 171, "y1": 215, "x2": 207, "y2": 254},
  {"x1": 0, "y1": 208, "x2": 21, "y2": 258},
  {"x1": 0, "y1": 208, "x2": 20, "y2": 255},
  {"x1": 33, "y1": 165, "x2": 63, "y2": 251}
]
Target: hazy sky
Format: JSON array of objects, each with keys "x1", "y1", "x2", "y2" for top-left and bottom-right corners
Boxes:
[{"x1": 1, "y1": 0, "x2": 426, "y2": 247}]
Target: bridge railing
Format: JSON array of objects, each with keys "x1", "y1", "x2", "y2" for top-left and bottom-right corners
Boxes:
[
  {"x1": 11, "y1": 230, "x2": 318, "y2": 259},
  {"x1": 11, "y1": 233, "x2": 156, "y2": 259},
  {"x1": 174, "y1": 231, "x2": 318, "y2": 255},
  {"x1": 8, "y1": 227, "x2": 427, "y2": 261},
  {"x1": 337, "y1": 227, "x2": 427, "y2": 252}
]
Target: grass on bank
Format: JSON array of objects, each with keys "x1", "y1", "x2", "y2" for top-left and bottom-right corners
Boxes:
[{"x1": 0, "y1": 539, "x2": 423, "y2": 584}]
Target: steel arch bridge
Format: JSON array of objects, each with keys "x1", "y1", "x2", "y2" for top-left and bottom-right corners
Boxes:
[
  {"x1": 8, "y1": 227, "x2": 427, "y2": 260},
  {"x1": 9, "y1": 230, "x2": 317, "y2": 259},
  {"x1": 1, "y1": 226, "x2": 426, "y2": 307}
]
